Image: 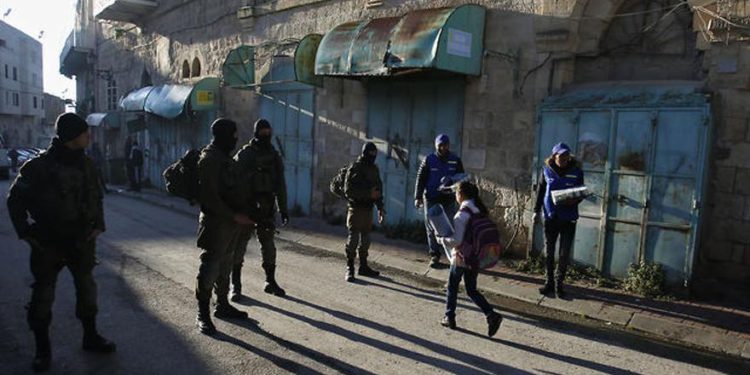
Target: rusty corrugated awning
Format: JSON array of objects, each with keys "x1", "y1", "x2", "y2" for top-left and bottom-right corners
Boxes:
[{"x1": 314, "y1": 4, "x2": 486, "y2": 77}]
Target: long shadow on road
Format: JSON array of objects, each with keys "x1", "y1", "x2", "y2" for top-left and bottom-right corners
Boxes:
[
  {"x1": 223, "y1": 318, "x2": 378, "y2": 375},
  {"x1": 251, "y1": 297, "x2": 530, "y2": 374}
]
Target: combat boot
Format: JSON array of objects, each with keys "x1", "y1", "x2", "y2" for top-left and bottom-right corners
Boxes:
[
  {"x1": 230, "y1": 266, "x2": 242, "y2": 302},
  {"x1": 196, "y1": 301, "x2": 217, "y2": 335},
  {"x1": 262, "y1": 265, "x2": 286, "y2": 297},
  {"x1": 81, "y1": 318, "x2": 116, "y2": 353},
  {"x1": 31, "y1": 327, "x2": 51, "y2": 372},
  {"x1": 345, "y1": 258, "x2": 355, "y2": 282},
  {"x1": 358, "y1": 260, "x2": 380, "y2": 277},
  {"x1": 214, "y1": 297, "x2": 248, "y2": 320}
]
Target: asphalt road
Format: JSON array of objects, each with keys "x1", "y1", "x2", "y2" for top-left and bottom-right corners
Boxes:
[{"x1": 0, "y1": 179, "x2": 745, "y2": 374}]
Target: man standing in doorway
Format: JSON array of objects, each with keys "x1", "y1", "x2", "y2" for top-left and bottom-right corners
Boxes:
[
  {"x1": 194, "y1": 118, "x2": 255, "y2": 335},
  {"x1": 231, "y1": 119, "x2": 289, "y2": 300},
  {"x1": 415, "y1": 134, "x2": 464, "y2": 268},
  {"x1": 128, "y1": 141, "x2": 144, "y2": 192},
  {"x1": 7, "y1": 113, "x2": 116, "y2": 372},
  {"x1": 343, "y1": 142, "x2": 385, "y2": 282}
]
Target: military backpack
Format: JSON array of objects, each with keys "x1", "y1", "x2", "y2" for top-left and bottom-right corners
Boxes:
[
  {"x1": 163, "y1": 149, "x2": 200, "y2": 205},
  {"x1": 329, "y1": 164, "x2": 352, "y2": 199}
]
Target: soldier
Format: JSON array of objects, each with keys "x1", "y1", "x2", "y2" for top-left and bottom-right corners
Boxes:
[
  {"x1": 231, "y1": 119, "x2": 289, "y2": 300},
  {"x1": 195, "y1": 118, "x2": 255, "y2": 335},
  {"x1": 7, "y1": 113, "x2": 115, "y2": 372},
  {"x1": 343, "y1": 142, "x2": 385, "y2": 282}
]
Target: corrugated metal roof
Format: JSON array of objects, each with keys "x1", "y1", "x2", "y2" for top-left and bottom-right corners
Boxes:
[
  {"x1": 144, "y1": 84, "x2": 192, "y2": 119},
  {"x1": 120, "y1": 86, "x2": 154, "y2": 112}
]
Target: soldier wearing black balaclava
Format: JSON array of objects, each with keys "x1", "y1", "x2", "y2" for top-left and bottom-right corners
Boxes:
[
  {"x1": 342, "y1": 142, "x2": 386, "y2": 282},
  {"x1": 7, "y1": 113, "x2": 115, "y2": 372},
  {"x1": 194, "y1": 118, "x2": 255, "y2": 336},
  {"x1": 231, "y1": 118, "x2": 289, "y2": 300}
]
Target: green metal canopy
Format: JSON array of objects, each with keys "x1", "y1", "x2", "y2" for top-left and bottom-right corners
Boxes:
[
  {"x1": 222, "y1": 46, "x2": 255, "y2": 89},
  {"x1": 314, "y1": 4, "x2": 486, "y2": 76},
  {"x1": 120, "y1": 86, "x2": 154, "y2": 112},
  {"x1": 190, "y1": 77, "x2": 221, "y2": 111},
  {"x1": 294, "y1": 34, "x2": 324, "y2": 87},
  {"x1": 144, "y1": 84, "x2": 193, "y2": 119}
]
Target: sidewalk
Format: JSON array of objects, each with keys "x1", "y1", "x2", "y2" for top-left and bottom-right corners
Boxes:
[{"x1": 111, "y1": 186, "x2": 750, "y2": 361}]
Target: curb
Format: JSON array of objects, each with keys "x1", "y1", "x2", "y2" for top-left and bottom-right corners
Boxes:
[{"x1": 111, "y1": 188, "x2": 750, "y2": 361}]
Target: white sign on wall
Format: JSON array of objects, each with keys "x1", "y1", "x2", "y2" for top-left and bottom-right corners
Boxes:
[{"x1": 447, "y1": 28, "x2": 472, "y2": 58}]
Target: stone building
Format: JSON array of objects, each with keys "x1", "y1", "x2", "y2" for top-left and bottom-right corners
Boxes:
[
  {"x1": 62, "y1": 0, "x2": 750, "y2": 289},
  {"x1": 0, "y1": 20, "x2": 44, "y2": 148}
]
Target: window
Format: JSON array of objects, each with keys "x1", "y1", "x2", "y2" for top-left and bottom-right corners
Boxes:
[
  {"x1": 13, "y1": 92, "x2": 19, "y2": 106},
  {"x1": 12, "y1": 67, "x2": 17, "y2": 81},
  {"x1": 33, "y1": 96, "x2": 37, "y2": 109},
  {"x1": 181, "y1": 60, "x2": 190, "y2": 78},
  {"x1": 4, "y1": 65, "x2": 7, "y2": 79},
  {"x1": 107, "y1": 79, "x2": 118, "y2": 111},
  {"x1": 191, "y1": 57, "x2": 201, "y2": 77},
  {"x1": 0, "y1": 39, "x2": 6, "y2": 48},
  {"x1": 32, "y1": 73, "x2": 38, "y2": 87}
]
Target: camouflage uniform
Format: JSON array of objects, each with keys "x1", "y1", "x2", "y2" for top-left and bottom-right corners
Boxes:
[
  {"x1": 344, "y1": 155, "x2": 385, "y2": 277},
  {"x1": 232, "y1": 137, "x2": 288, "y2": 296}
]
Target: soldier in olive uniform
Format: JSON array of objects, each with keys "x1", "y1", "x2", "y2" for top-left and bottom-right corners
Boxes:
[
  {"x1": 231, "y1": 119, "x2": 289, "y2": 300},
  {"x1": 194, "y1": 118, "x2": 255, "y2": 335},
  {"x1": 7, "y1": 113, "x2": 116, "y2": 372},
  {"x1": 343, "y1": 142, "x2": 385, "y2": 282}
]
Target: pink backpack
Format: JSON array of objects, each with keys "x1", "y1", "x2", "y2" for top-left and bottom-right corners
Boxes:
[{"x1": 460, "y1": 208, "x2": 503, "y2": 270}]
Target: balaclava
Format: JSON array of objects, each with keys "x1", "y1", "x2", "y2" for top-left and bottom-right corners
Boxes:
[{"x1": 361, "y1": 142, "x2": 377, "y2": 164}]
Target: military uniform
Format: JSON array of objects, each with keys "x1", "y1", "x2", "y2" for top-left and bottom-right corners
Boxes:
[
  {"x1": 195, "y1": 144, "x2": 245, "y2": 303},
  {"x1": 343, "y1": 148, "x2": 385, "y2": 280},
  {"x1": 7, "y1": 113, "x2": 115, "y2": 372},
  {"x1": 232, "y1": 136, "x2": 288, "y2": 297}
]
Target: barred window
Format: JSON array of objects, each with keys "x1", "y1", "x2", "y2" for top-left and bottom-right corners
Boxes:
[{"x1": 107, "y1": 79, "x2": 118, "y2": 111}]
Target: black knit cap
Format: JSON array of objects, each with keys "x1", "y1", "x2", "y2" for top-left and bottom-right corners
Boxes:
[
  {"x1": 55, "y1": 113, "x2": 89, "y2": 143},
  {"x1": 254, "y1": 118, "x2": 272, "y2": 137},
  {"x1": 211, "y1": 118, "x2": 237, "y2": 137}
]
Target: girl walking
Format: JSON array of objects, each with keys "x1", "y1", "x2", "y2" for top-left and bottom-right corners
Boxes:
[{"x1": 438, "y1": 181, "x2": 503, "y2": 337}]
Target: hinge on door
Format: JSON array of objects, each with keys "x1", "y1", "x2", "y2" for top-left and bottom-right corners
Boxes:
[{"x1": 693, "y1": 199, "x2": 701, "y2": 210}]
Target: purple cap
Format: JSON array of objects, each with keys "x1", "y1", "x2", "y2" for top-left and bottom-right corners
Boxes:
[
  {"x1": 552, "y1": 142, "x2": 571, "y2": 155},
  {"x1": 435, "y1": 134, "x2": 450, "y2": 147}
]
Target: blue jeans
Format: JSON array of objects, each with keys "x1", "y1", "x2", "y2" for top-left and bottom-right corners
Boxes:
[
  {"x1": 425, "y1": 200, "x2": 458, "y2": 259},
  {"x1": 445, "y1": 264, "x2": 494, "y2": 319}
]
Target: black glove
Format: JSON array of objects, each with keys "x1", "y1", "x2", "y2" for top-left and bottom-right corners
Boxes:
[{"x1": 281, "y1": 212, "x2": 289, "y2": 226}]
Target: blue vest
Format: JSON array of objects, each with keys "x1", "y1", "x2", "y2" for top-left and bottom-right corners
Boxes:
[
  {"x1": 542, "y1": 164, "x2": 583, "y2": 221},
  {"x1": 425, "y1": 153, "x2": 460, "y2": 200}
]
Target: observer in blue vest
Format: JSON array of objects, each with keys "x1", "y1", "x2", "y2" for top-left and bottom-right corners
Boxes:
[
  {"x1": 532, "y1": 142, "x2": 584, "y2": 299},
  {"x1": 414, "y1": 134, "x2": 465, "y2": 268}
]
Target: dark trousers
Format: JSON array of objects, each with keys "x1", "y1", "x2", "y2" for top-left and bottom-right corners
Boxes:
[
  {"x1": 543, "y1": 218, "x2": 577, "y2": 285},
  {"x1": 345, "y1": 206, "x2": 373, "y2": 263},
  {"x1": 27, "y1": 239, "x2": 98, "y2": 331},
  {"x1": 234, "y1": 225, "x2": 277, "y2": 269},
  {"x1": 195, "y1": 225, "x2": 242, "y2": 302},
  {"x1": 445, "y1": 264, "x2": 494, "y2": 319}
]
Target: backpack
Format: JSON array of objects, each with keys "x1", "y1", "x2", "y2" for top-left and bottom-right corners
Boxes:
[
  {"x1": 163, "y1": 149, "x2": 200, "y2": 205},
  {"x1": 461, "y1": 208, "x2": 503, "y2": 270},
  {"x1": 329, "y1": 164, "x2": 351, "y2": 199}
]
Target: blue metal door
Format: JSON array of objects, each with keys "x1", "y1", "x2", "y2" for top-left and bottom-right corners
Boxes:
[
  {"x1": 367, "y1": 80, "x2": 465, "y2": 224},
  {"x1": 533, "y1": 84, "x2": 710, "y2": 286},
  {"x1": 259, "y1": 89, "x2": 314, "y2": 215}
]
